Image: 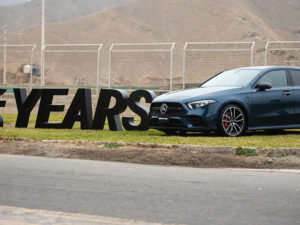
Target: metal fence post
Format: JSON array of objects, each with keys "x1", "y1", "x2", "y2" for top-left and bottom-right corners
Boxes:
[
  {"x1": 170, "y1": 43, "x2": 175, "y2": 92},
  {"x1": 41, "y1": 45, "x2": 46, "y2": 87},
  {"x1": 265, "y1": 41, "x2": 269, "y2": 66},
  {"x1": 108, "y1": 44, "x2": 114, "y2": 89},
  {"x1": 2, "y1": 45, "x2": 6, "y2": 85},
  {"x1": 183, "y1": 42, "x2": 188, "y2": 89},
  {"x1": 2, "y1": 25, "x2": 7, "y2": 85},
  {"x1": 250, "y1": 42, "x2": 255, "y2": 66},
  {"x1": 96, "y1": 44, "x2": 103, "y2": 94},
  {"x1": 30, "y1": 45, "x2": 37, "y2": 91}
]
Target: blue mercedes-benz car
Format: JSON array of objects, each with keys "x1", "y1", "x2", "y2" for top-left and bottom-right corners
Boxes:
[{"x1": 150, "y1": 66, "x2": 300, "y2": 136}]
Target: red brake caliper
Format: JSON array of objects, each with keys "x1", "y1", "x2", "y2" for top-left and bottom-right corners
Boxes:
[{"x1": 224, "y1": 113, "x2": 229, "y2": 128}]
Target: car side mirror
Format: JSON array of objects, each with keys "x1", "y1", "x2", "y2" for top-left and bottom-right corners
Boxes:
[{"x1": 256, "y1": 82, "x2": 272, "y2": 91}]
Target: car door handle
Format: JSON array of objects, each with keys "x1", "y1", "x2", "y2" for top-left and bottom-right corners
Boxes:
[{"x1": 282, "y1": 91, "x2": 291, "y2": 96}]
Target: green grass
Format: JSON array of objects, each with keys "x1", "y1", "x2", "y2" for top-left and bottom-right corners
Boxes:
[
  {"x1": 104, "y1": 143, "x2": 124, "y2": 149},
  {"x1": 0, "y1": 114, "x2": 300, "y2": 148},
  {"x1": 236, "y1": 147, "x2": 258, "y2": 156}
]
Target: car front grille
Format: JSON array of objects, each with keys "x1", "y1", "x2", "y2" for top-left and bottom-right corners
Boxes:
[{"x1": 150, "y1": 102, "x2": 185, "y2": 116}]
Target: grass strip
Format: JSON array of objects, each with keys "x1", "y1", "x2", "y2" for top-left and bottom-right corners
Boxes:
[{"x1": 0, "y1": 114, "x2": 300, "y2": 148}]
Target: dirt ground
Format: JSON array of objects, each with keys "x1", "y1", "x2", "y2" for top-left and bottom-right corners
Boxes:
[{"x1": 0, "y1": 138, "x2": 300, "y2": 169}]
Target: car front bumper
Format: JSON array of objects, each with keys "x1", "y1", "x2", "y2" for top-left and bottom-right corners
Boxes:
[{"x1": 149, "y1": 102, "x2": 220, "y2": 131}]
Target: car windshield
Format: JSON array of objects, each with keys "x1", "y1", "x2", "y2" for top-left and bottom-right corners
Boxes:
[{"x1": 201, "y1": 69, "x2": 261, "y2": 87}]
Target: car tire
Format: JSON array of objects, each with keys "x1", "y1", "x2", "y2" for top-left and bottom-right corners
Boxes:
[{"x1": 218, "y1": 104, "x2": 246, "y2": 137}]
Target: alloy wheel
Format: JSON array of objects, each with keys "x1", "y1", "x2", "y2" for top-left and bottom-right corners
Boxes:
[{"x1": 221, "y1": 106, "x2": 245, "y2": 137}]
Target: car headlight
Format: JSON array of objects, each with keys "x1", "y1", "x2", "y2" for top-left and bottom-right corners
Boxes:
[{"x1": 187, "y1": 100, "x2": 216, "y2": 109}]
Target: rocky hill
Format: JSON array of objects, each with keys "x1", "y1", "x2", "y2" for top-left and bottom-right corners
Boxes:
[{"x1": 3, "y1": 0, "x2": 299, "y2": 45}]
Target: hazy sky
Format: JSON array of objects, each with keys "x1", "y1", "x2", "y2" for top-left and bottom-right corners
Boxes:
[{"x1": 0, "y1": 0, "x2": 29, "y2": 7}]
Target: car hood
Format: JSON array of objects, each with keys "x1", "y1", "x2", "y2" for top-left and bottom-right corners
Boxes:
[{"x1": 153, "y1": 87, "x2": 242, "y2": 103}]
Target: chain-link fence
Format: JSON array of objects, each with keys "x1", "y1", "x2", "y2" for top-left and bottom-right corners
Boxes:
[
  {"x1": 3, "y1": 41, "x2": 300, "y2": 93},
  {"x1": 183, "y1": 42, "x2": 255, "y2": 89},
  {"x1": 265, "y1": 41, "x2": 300, "y2": 66},
  {"x1": 0, "y1": 44, "x2": 37, "y2": 89},
  {"x1": 42, "y1": 44, "x2": 103, "y2": 93},
  {"x1": 108, "y1": 43, "x2": 175, "y2": 92}
]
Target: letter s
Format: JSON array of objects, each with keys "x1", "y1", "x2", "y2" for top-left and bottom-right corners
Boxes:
[{"x1": 122, "y1": 90, "x2": 156, "y2": 131}]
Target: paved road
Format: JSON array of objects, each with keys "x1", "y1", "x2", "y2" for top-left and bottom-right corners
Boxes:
[{"x1": 0, "y1": 155, "x2": 299, "y2": 225}]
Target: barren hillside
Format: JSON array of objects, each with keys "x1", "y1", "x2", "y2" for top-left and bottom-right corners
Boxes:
[
  {"x1": 0, "y1": 0, "x2": 128, "y2": 33},
  {"x1": 4, "y1": 0, "x2": 300, "y2": 45}
]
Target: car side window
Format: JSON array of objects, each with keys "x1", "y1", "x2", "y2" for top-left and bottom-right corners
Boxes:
[
  {"x1": 256, "y1": 70, "x2": 287, "y2": 88},
  {"x1": 290, "y1": 70, "x2": 300, "y2": 86}
]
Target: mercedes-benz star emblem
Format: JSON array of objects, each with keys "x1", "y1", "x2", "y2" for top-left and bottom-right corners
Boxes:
[{"x1": 160, "y1": 103, "x2": 168, "y2": 114}]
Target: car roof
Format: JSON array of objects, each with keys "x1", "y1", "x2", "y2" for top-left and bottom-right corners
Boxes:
[{"x1": 235, "y1": 66, "x2": 300, "y2": 71}]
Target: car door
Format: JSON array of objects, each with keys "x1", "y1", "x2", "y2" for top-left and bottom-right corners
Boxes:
[
  {"x1": 250, "y1": 70, "x2": 294, "y2": 128},
  {"x1": 289, "y1": 69, "x2": 300, "y2": 125}
]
